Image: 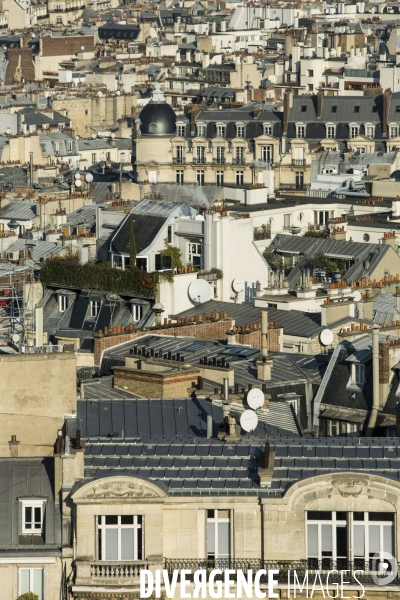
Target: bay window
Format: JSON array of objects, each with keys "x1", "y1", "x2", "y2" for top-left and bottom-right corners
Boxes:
[{"x1": 98, "y1": 515, "x2": 142, "y2": 561}]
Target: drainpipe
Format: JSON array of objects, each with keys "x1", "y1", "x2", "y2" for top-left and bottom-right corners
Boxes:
[
  {"x1": 29, "y1": 152, "x2": 33, "y2": 185},
  {"x1": 261, "y1": 309, "x2": 268, "y2": 358},
  {"x1": 366, "y1": 324, "x2": 380, "y2": 436}
]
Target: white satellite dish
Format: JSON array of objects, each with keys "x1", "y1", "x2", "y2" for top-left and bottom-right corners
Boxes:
[
  {"x1": 74, "y1": 172, "x2": 81, "y2": 180},
  {"x1": 240, "y1": 410, "x2": 259, "y2": 433},
  {"x1": 188, "y1": 279, "x2": 212, "y2": 304},
  {"x1": 232, "y1": 278, "x2": 244, "y2": 293},
  {"x1": 111, "y1": 133, "x2": 116, "y2": 139},
  {"x1": 12, "y1": 333, "x2": 20, "y2": 343},
  {"x1": 75, "y1": 179, "x2": 82, "y2": 188},
  {"x1": 319, "y1": 328, "x2": 334, "y2": 346},
  {"x1": 353, "y1": 291, "x2": 362, "y2": 302},
  {"x1": 247, "y1": 387, "x2": 264, "y2": 410},
  {"x1": 85, "y1": 172, "x2": 94, "y2": 183}
]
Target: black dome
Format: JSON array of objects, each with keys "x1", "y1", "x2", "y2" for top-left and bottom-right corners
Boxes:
[{"x1": 139, "y1": 102, "x2": 176, "y2": 136}]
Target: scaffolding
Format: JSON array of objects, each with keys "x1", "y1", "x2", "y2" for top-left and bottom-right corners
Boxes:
[{"x1": 0, "y1": 262, "x2": 35, "y2": 350}]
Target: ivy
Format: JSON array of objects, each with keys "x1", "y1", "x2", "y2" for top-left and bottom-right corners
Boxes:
[
  {"x1": 40, "y1": 256, "x2": 157, "y2": 297},
  {"x1": 160, "y1": 238, "x2": 183, "y2": 269}
]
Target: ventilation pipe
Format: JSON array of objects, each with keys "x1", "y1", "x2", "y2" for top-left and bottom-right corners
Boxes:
[
  {"x1": 222, "y1": 378, "x2": 230, "y2": 418},
  {"x1": 207, "y1": 414, "x2": 213, "y2": 439},
  {"x1": 261, "y1": 310, "x2": 268, "y2": 358},
  {"x1": 366, "y1": 324, "x2": 380, "y2": 436}
]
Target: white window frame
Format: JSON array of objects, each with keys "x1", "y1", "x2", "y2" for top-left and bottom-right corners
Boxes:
[
  {"x1": 207, "y1": 509, "x2": 230, "y2": 560},
  {"x1": 261, "y1": 145, "x2": 273, "y2": 162},
  {"x1": 296, "y1": 123, "x2": 306, "y2": 138},
  {"x1": 176, "y1": 170, "x2": 184, "y2": 184},
  {"x1": 19, "y1": 567, "x2": 44, "y2": 600},
  {"x1": 67, "y1": 141, "x2": 72, "y2": 153},
  {"x1": 216, "y1": 170, "x2": 224, "y2": 185},
  {"x1": 58, "y1": 294, "x2": 68, "y2": 313},
  {"x1": 365, "y1": 124, "x2": 375, "y2": 138},
  {"x1": 90, "y1": 300, "x2": 100, "y2": 318},
  {"x1": 196, "y1": 170, "x2": 204, "y2": 186},
  {"x1": 236, "y1": 123, "x2": 245, "y2": 138},
  {"x1": 389, "y1": 124, "x2": 399, "y2": 138},
  {"x1": 188, "y1": 242, "x2": 203, "y2": 268},
  {"x1": 197, "y1": 123, "x2": 206, "y2": 137},
  {"x1": 263, "y1": 123, "x2": 272, "y2": 135},
  {"x1": 176, "y1": 124, "x2": 186, "y2": 136},
  {"x1": 216, "y1": 123, "x2": 226, "y2": 138},
  {"x1": 235, "y1": 171, "x2": 244, "y2": 185},
  {"x1": 326, "y1": 124, "x2": 335, "y2": 139},
  {"x1": 21, "y1": 499, "x2": 45, "y2": 534},
  {"x1": 97, "y1": 515, "x2": 143, "y2": 561},
  {"x1": 349, "y1": 124, "x2": 359, "y2": 138},
  {"x1": 352, "y1": 362, "x2": 365, "y2": 386},
  {"x1": 132, "y1": 304, "x2": 143, "y2": 322}
]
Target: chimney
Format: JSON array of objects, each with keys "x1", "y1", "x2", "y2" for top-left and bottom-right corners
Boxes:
[
  {"x1": 257, "y1": 356, "x2": 273, "y2": 381},
  {"x1": 221, "y1": 20, "x2": 226, "y2": 32},
  {"x1": 202, "y1": 53, "x2": 210, "y2": 69},
  {"x1": 317, "y1": 88, "x2": 323, "y2": 118},
  {"x1": 283, "y1": 88, "x2": 294, "y2": 135},
  {"x1": 258, "y1": 441, "x2": 275, "y2": 487},
  {"x1": 378, "y1": 337, "x2": 391, "y2": 407},
  {"x1": 186, "y1": 50, "x2": 191, "y2": 63},
  {"x1": 366, "y1": 325, "x2": 380, "y2": 435},
  {"x1": 382, "y1": 88, "x2": 392, "y2": 138},
  {"x1": 9, "y1": 434, "x2": 19, "y2": 457},
  {"x1": 261, "y1": 309, "x2": 268, "y2": 357},
  {"x1": 211, "y1": 21, "x2": 216, "y2": 33}
]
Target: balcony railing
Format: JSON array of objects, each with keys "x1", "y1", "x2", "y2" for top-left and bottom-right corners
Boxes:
[
  {"x1": 254, "y1": 226, "x2": 271, "y2": 241},
  {"x1": 292, "y1": 159, "x2": 306, "y2": 166},
  {"x1": 193, "y1": 157, "x2": 206, "y2": 164},
  {"x1": 172, "y1": 157, "x2": 186, "y2": 164},
  {"x1": 90, "y1": 562, "x2": 146, "y2": 579},
  {"x1": 232, "y1": 158, "x2": 245, "y2": 165},
  {"x1": 212, "y1": 157, "x2": 225, "y2": 165}
]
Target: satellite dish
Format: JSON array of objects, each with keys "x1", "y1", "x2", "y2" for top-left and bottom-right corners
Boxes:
[
  {"x1": 188, "y1": 279, "x2": 212, "y2": 304},
  {"x1": 111, "y1": 133, "x2": 116, "y2": 139},
  {"x1": 74, "y1": 172, "x2": 81, "y2": 180},
  {"x1": 232, "y1": 278, "x2": 244, "y2": 293},
  {"x1": 240, "y1": 410, "x2": 258, "y2": 432},
  {"x1": 12, "y1": 333, "x2": 20, "y2": 343},
  {"x1": 353, "y1": 291, "x2": 362, "y2": 302},
  {"x1": 85, "y1": 172, "x2": 94, "y2": 183},
  {"x1": 75, "y1": 179, "x2": 82, "y2": 188},
  {"x1": 97, "y1": 91, "x2": 103, "y2": 97},
  {"x1": 247, "y1": 387, "x2": 264, "y2": 410},
  {"x1": 319, "y1": 328, "x2": 334, "y2": 346}
]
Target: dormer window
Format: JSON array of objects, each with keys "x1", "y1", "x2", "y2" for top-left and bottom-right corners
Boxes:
[
  {"x1": 176, "y1": 124, "x2": 186, "y2": 136},
  {"x1": 352, "y1": 363, "x2": 365, "y2": 386},
  {"x1": 197, "y1": 123, "x2": 206, "y2": 137},
  {"x1": 365, "y1": 123, "x2": 375, "y2": 138},
  {"x1": 263, "y1": 123, "x2": 272, "y2": 135},
  {"x1": 349, "y1": 124, "x2": 359, "y2": 138},
  {"x1": 20, "y1": 499, "x2": 45, "y2": 535},
  {"x1": 389, "y1": 124, "x2": 399, "y2": 138},
  {"x1": 326, "y1": 124, "x2": 336, "y2": 139},
  {"x1": 236, "y1": 123, "x2": 245, "y2": 138},
  {"x1": 216, "y1": 124, "x2": 226, "y2": 138},
  {"x1": 296, "y1": 124, "x2": 305, "y2": 138}
]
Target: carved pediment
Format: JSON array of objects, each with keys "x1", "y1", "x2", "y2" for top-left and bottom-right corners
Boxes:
[
  {"x1": 328, "y1": 478, "x2": 370, "y2": 498},
  {"x1": 72, "y1": 476, "x2": 167, "y2": 502}
]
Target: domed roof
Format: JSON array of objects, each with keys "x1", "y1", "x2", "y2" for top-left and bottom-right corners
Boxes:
[{"x1": 138, "y1": 84, "x2": 176, "y2": 136}]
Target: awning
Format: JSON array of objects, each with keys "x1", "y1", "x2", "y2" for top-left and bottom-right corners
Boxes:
[{"x1": 320, "y1": 405, "x2": 367, "y2": 423}]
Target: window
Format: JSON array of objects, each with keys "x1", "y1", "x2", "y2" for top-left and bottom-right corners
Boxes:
[
  {"x1": 188, "y1": 242, "x2": 203, "y2": 269},
  {"x1": 155, "y1": 254, "x2": 172, "y2": 270},
  {"x1": 236, "y1": 124, "x2": 245, "y2": 137},
  {"x1": 56, "y1": 16, "x2": 62, "y2": 23},
  {"x1": 308, "y1": 84, "x2": 314, "y2": 92},
  {"x1": 176, "y1": 145, "x2": 185, "y2": 163},
  {"x1": 67, "y1": 141, "x2": 72, "y2": 153},
  {"x1": 19, "y1": 568, "x2": 43, "y2": 600},
  {"x1": 176, "y1": 170, "x2": 184, "y2": 184},
  {"x1": 91, "y1": 152, "x2": 96, "y2": 165},
  {"x1": 197, "y1": 124, "x2": 206, "y2": 137},
  {"x1": 355, "y1": 147, "x2": 366, "y2": 154},
  {"x1": 136, "y1": 257, "x2": 147, "y2": 271},
  {"x1": 284, "y1": 214, "x2": 291, "y2": 228},
  {"x1": 263, "y1": 124, "x2": 272, "y2": 135},
  {"x1": 296, "y1": 125, "x2": 305, "y2": 138},
  {"x1": 216, "y1": 146, "x2": 224, "y2": 164},
  {"x1": 90, "y1": 300, "x2": 100, "y2": 318},
  {"x1": 326, "y1": 126, "x2": 335, "y2": 139},
  {"x1": 236, "y1": 171, "x2": 244, "y2": 185},
  {"x1": 235, "y1": 147, "x2": 244, "y2": 164},
  {"x1": 314, "y1": 210, "x2": 330, "y2": 225},
  {"x1": 97, "y1": 515, "x2": 142, "y2": 561},
  {"x1": 216, "y1": 171, "x2": 224, "y2": 186},
  {"x1": 176, "y1": 124, "x2": 185, "y2": 136},
  {"x1": 167, "y1": 225, "x2": 172, "y2": 244},
  {"x1": 196, "y1": 170, "x2": 204, "y2": 186},
  {"x1": 207, "y1": 509, "x2": 230, "y2": 561},
  {"x1": 119, "y1": 151, "x2": 125, "y2": 163},
  {"x1": 307, "y1": 511, "x2": 394, "y2": 571},
  {"x1": 365, "y1": 125, "x2": 374, "y2": 138},
  {"x1": 261, "y1": 145, "x2": 273, "y2": 162},
  {"x1": 22, "y1": 500, "x2": 44, "y2": 534},
  {"x1": 352, "y1": 363, "x2": 366, "y2": 386},
  {"x1": 295, "y1": 171, "x2": 304, "y2": 189},
  {"x1": 354, "y1": 106, "x2": 360, "y2": 113},
  {"x1": 350, "y1": 125, "x2": 359, "y2": 138},
  {"x1": 328, "y1": 419, "x2": 362, "y2": 436},
  {"x1": 301, "y1": 105, "x2": 307, "y2": 112},
  {"x1": 196, "y1": 146, "x2": 205, "y2": 164},
  {"x1": 390, "y1": 126, "x2": 399, "y2": 138},
  {"x1": 54, "y1": 141, "x2": 59, "y2": 152},
  {"x1": 58, "y1": 295, "x2": 68, "y2": 313},
  {"x1": 132, "y1": 304, "x2": 143, "y2": 322},
  {"x1": 331, "y1": 106, "x2": 337, "y2": 113},
  {"x1": 216, "y1": 125, "x2": 226, "y2": 137},
  {"x1": 307, "y1": 70, "x2": 313, "y2": 77}
]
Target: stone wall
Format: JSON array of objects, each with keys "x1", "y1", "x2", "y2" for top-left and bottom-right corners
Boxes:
[{"x1": 114, "y1": 366, "x2": 200, "y2": 398}]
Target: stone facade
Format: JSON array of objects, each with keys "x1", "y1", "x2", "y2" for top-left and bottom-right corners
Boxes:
[{"x1": 114, "y1": 364, "x2": 200, "y2": 397}]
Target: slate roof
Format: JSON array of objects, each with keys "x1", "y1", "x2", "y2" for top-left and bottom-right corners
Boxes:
[
  {"x1": 0, "y1": 200, "x2": 37, "y2": 221},
  {"x1": 111, "y1": 212, "x2": 167, "y2": 255},
  {"x1": 173, "y1": 299, "x2": 324, "y2": 338},
  {"x1": 268, "y1": 234, "x2": 394, "y2": 287},
  {"x1": 0, "y1": 458, "x2": 61, "y2": 551}
]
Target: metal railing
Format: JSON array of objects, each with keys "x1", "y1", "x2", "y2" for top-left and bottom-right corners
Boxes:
[
  {"x1": 254, "y1": 226, "x2": 271, "y2": 240},
  {"x1": 212, "y1": 157, "x2": 225, "y2": 165},
  {"x1": 173, "y1": 157, "x2": 186, "y2": 164},
  {"x1": 292, "y1": 159, "x2": 306, "y2": 166},
  {"x1": 90, "y1": 561, "x2": 148, "y2": 579},
  {"x1": 232, "y1": 158, "x2": 245, "y2": 165},
  {"x1": 193, "y1": 157, "x2": 206, "y2": 164}
]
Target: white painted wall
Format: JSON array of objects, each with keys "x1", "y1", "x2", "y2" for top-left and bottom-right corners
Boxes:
[{"x1": 159, "y1": 271, "x2": 199, "y2": 317}]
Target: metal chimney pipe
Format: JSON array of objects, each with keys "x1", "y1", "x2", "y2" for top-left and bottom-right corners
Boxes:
[
  {"x1": 366, "y1": 324, "x2": 380, "y2": 435},
  {"x1": 223, "y1": 377, "x2": 229, "y2": 401},
  {"x1": 261, "y1": 310, "x2": 269, "y2": 358},
  {"x1": 207, "y1": 414, "x2": 213, "y2": 439}
]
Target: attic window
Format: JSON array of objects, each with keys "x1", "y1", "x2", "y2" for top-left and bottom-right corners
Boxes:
[
  {"x1": 20, "y1": 499, "x2": 45, "y2": 534},
  {"x1": 331, "y1": 106, "x2": 337, "y2": 113},
  {"x1": 396, "y1": 106, "x2": 400, "y2": 113},
  {"x1": 148, "y1": 122, "x2": 157, "y2": 134},
  {"x1": 301, "y1": 105, "x2": 307, "y2": 112},
  {"x1": 352, "y1": 363, "x2": 365, "y2": 386},
  {"x1": 354, "y1": 106, "x2": 360, "y2": 113},
  {"x1": 372, "y1": 106, "x2": 378, "y2": 112}
]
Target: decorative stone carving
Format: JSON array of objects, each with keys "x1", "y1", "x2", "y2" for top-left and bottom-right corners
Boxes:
[
  {"x1": 83, "y1": 481, "x2": 160, "y2": 499},
  {"x1": 328, "y1": 478, "x2": 370, "y2": 498}
]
